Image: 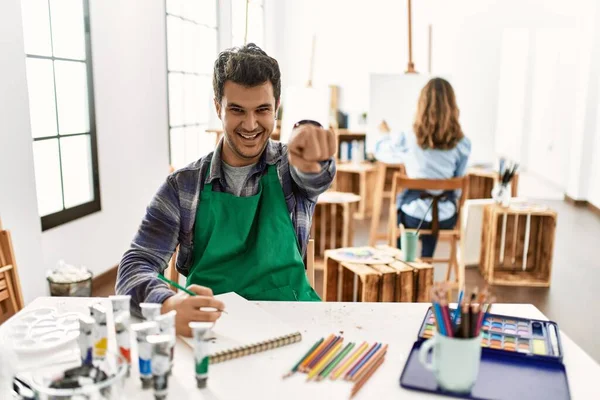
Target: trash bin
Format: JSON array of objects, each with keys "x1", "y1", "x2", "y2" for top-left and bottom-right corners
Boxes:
[{"x1": 47, "y1": 260, "x2": 93, "y2": 297}]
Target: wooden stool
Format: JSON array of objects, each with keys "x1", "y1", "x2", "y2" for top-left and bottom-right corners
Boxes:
[
  {"x1": 333, "y1": 163, "x2": 379, "y2": 219},
  {"x1": 311, "y1": 191, "x2": 361, "y2": 270},
  {"x1": 369, "y1": 162, "x2": 406, "y2": 246},
  {"x1": 0, "y1": 218, "x2": 25, "y2": 324},
  {"x1": 479, "y1": 204, "x2": 557, "y2": 287},
  {"x1": 467, "y1": 167, "x2": 519, "y2": 199},
  {"x1": 323, "y1": 246, "x2": 433, "y2": 303}
]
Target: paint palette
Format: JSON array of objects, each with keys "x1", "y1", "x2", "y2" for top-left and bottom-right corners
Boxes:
[
  {"x1": 6, "y1": 307, "x2": 83, "y2": 353},
  {"x1": 418, "y1": 308, "x2": 563, "y2": 360}
]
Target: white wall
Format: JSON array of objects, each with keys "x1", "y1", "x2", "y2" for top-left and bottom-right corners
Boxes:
[
  {"x1": 274, "y1": 0, "x2": 600, "y2": 202},
  {"x1": 0, "y1": 0, "x2": 170, "y2": 302},
  {"x1": 0, "y1": 0, "x2": 47, "y2": 304}
]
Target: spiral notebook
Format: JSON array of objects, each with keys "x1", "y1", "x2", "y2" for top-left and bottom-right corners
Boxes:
[{"x1": 179, "y1": 292, "x2": 302, "y2": 364}]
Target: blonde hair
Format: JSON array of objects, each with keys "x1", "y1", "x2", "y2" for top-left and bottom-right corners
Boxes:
[{"x1": 413, "y1": 78, "x2": 464, "y2": 150}]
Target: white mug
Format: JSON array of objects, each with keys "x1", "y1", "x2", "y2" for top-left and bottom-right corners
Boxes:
[{"x1": 418, "y1": 333, "x2": 482, "y2": 394}]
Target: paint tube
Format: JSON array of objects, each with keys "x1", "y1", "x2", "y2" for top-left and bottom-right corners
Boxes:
[
  {"x1": 90, "y1": 303, "x2": 107, "y2": 360},
  {"x1": 78, "y1": 315, "x2": 95, "y2": 365},
  {"x1": 110, "y1": 295, "x2": 132, "y2": 376},
  {"x1": 109, "y1": 295, "x2": 131, "y2": 319},
  {"x1": 140, "y1": 303, "x2": 162, "y2": 321},
  {"x1": 114, "y1": 313, "x2": 132, "y2": 377},
  {"x1": 147, "y1": 334, "x2": 173, "y2": 400},
  {"x1": 189, "y1": 322, "x2": 214, "y2": 389},
  {"x1": 155, "y1": 310, "x2": 176, "y2": 374},
  {"x1": 132, "y1": 321, "x2": 159, "y2": 389}
]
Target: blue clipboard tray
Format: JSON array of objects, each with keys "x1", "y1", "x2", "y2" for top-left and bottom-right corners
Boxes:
[{"x1": 399, "y1": 340, "x2": 571, "y2": 400}]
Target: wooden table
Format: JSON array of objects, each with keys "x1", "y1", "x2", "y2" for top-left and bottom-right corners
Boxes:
[
  {"x1": 333, "y1": 162, "x2": 379, "y2": 219},
  {"x1": 3, "y1": 297, "x2": 599, "y2": 399},
  {"x1": 479, "y1": 204, "x2": 557, "y2": 287},
  {"x1": 312, "y1": 191, "x2": 361, "y2": 268},
  {"x1": 467, "y1": 167, "x2": 519, "y2": 200}
]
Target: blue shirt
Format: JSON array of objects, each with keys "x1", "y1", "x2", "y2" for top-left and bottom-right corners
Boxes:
[
  {"x1": 117, "y1": 139, "x2": 336, "y2": 316},
  {"x1": 375, "y1": 131, "x2": 471, "y2": 221}
]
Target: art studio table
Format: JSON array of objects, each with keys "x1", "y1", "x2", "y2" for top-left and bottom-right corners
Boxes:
[{"x1": 3, "y1": 297, "x2": 599, "y2": 399}]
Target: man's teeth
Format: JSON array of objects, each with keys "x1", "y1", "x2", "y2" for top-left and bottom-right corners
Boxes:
[{"x1": 240, "y1": 132, "x2": 259, "y2": 139}]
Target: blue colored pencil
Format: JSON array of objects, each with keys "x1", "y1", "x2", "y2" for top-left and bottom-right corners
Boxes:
[
  {"x1": 453, "y1": 289, "x2": 464, "y2": 324},
  {"x1": 345, "y1": 343, "x2": 382, "y2": 380},
  {"x1": 433, "y1": 303, "x2": 447, "y2": 336}
]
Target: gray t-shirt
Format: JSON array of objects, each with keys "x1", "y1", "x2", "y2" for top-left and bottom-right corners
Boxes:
[{"x1": 221, "y1": 161, "x2": 257, "y2": 197}]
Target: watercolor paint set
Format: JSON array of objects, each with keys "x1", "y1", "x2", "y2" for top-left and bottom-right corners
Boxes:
[{"x1": 418, "y1": 307, "x2": 563, "y2": 360}]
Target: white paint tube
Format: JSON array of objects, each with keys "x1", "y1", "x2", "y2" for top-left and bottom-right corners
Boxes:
[
  {"x1": 140, "y1": 303, "x2": 162, "y2": 321},
  {"x1": 78, "y1": 315, "x2": 95, "y2": 365},
  {"x1": 189, "y1": 322, "x2": 214, "y2": 389},
  {"x1": 90, "y1": 303, "x2": 107, "y2": 360},
  {"x1": 155, "y1": 310, "x2": 177, "y2": 374},
  {"x1": 132, "y1": 321, "x2": 159, "y2": 389},
  {"x1": 147, "y1": 334, "x2": 173, "y2": 400}
]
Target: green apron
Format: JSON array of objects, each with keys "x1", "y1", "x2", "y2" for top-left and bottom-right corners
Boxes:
[{"x1": 186, "y1": 164, "x2": 321, "y2": 302}]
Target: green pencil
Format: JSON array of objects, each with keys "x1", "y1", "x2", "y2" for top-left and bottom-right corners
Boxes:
[
  {"x1": 157, "y1": 273, "x2": 227, "y2": 313},
  {"x1": 317, "y1": 342, "x2": 355, "y2": 381},
  {"x1": 283, "y1": 337, "x2": 324, "y2": 378}
]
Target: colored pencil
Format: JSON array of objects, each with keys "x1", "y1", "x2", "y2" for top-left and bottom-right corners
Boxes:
[
  {"x1": 306, "y1": 336, "x2": 341, "y2": 372},
  {"x1": 307, "y1": 341, "x2": 343, "y2": 381},
  {"x1": 453, "y1": 288, "x2": 464, "y2": 323},
  {"x1": 344, "y1": 343, "x2": 381, "y2": 381},
  {"x1": 330, "y1": 342, "x2": 369, "y2": 380},
  {"x1": 350, "y1": 355, "x2": 385, "y2": 398},
  {"x1": 440, "y1": 302, "x2": 453, "y2": 338},
  {"x1": 157, "y1": 273, "x2": 229, "y2": 313},
  {"x1": 433, "y1": 303, "x2": 447, "y2": 336},
  {"x1": 283, "y1": 337, "x2": 323, "y2": 378},
  {"x1": 317, "y1": 342, "x2": 355, "y2": 381},
  {"x1": 351, "y1": 344, "x2": 388, "y2": 382},
  {"x1": 299, "y1": 334, "x2": 335, "y2": 372}
]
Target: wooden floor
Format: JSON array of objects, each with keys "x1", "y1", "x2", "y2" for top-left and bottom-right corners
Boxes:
[{"x1": 93, "y1": 199, "x2": 600, "y2": 363}]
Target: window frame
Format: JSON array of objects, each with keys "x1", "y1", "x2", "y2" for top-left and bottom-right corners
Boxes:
[{"x1": 24, "y1": 0, "x2": 101, "y2": 231}]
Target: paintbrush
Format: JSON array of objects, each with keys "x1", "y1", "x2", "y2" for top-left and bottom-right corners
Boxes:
[{"x1": 157, "y1": 274, "x2": 228, "y2": 313}]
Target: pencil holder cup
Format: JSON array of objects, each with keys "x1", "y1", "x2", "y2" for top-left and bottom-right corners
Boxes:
[
  {"x1": 418, "y1": 333, "x2": 482, "y2": 394},
  {"x1": 491, "y1": 182, "x2": 511, "y2": 207},
  {"x1": 401, "y1": 231, "x2": 419, "y2": 262}
]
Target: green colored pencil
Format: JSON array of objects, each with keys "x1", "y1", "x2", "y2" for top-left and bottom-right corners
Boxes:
[
  {"x1": 317, "y1": 342, "x2": 356, "y2": 381},
  {"x1": 157, "y1": 273, "x2": 227, "y2": 313},
  {"x1": 283, "y1": 337, "x2": 324, "y2": 378}
]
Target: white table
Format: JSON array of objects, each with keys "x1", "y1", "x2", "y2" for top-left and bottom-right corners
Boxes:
[{"x1": 3, "y1": 298, "x2": 599, "y2": 399}]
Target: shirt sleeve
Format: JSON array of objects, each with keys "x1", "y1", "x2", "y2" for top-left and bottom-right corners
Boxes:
[
  {"x1": 116, "y1": 176, "x2": 180, "y2": 317},
  {"x1": 290, "y1": 158, "x2": 336, "y2": 201}
]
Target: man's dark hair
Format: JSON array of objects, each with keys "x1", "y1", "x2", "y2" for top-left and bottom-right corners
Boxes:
[{"x1": 213, "y1": 43, "x2": 281, "y2": 105}]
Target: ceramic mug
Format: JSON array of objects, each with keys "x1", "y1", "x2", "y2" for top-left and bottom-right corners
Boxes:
[
  {"x1": 401, "y1": 231, "x2": 419, "y2": 262},
  {"x1": 418, "y1": 333, "x2": 482, "y2": 394}
]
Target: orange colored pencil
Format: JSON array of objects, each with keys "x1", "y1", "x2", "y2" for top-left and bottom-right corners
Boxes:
[
  {"x1": 330, "y1": 342, "x2": 368, "y2": 381},
  {"x1": 350, "y1": 355, "x2": 385, "y2": 398},
  {"x1": 299, "y1": 334, "x2": 335, "y2": 372},
  {"x1": 351, "y1": 344, "x2": 388, "y2": 382}
]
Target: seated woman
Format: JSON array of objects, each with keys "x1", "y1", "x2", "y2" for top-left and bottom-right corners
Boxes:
[{"x1": 375, "y1": 78, "x2": 471, "y2": 257}]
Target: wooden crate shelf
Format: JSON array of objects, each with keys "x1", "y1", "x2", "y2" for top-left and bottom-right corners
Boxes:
[
  {"x1": 323, "y1": 246, "x2": 433, "y2": 303},
  {"x1": 479, "y1": 204, "x2": 557, "y2": 287}
]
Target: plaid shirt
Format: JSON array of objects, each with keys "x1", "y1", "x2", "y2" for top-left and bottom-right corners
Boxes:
[{"x1": 116, "y1": 139, "x2": 336, "y2": 316}]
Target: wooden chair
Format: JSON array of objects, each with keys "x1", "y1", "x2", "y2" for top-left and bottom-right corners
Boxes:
[
  {"x1": 163, "y1": 239, "x2": 317, "y2": 291},
  {"x1": 387, "y1": 173, "x2": 469, "y2": 288},
  {"x1": 369, "y1": 162, "x2": 406, "y2": 246},
  {"x1": 0, "y1": 217, "x2": 25, "y2": 324}
]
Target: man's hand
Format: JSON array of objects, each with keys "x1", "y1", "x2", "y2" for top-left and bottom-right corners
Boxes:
[
  {"x1": 161, "y1": 285, "x2": 225, "y2": 337},
  {"x1": 288, "y1": 123, "x2": 336, "y2": 173}
]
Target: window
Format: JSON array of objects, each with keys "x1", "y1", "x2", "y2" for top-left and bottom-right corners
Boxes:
[
  {"x1": 232, "y1": 0, "x2": 264, "y2": 48},
  {"x1": 21, "y1": 0, "x2": 100, "y2": 231},
  {"x1": 166, "y1": 0, "x2": 219, "y2": 169}
]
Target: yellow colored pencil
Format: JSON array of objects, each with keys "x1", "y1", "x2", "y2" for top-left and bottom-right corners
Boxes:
[
  {"x1": 330, "y1": 341, "x2": 368, "y2": 380},
  {"x1": 307, "y1": 341, "x2": 343, "y2": 381},
  {"x1": 351, "y1": 344, "x2": 388, "y2": 382},
  {"x1": 299, "y1": 334, "x2": 335, "y2": 372}
]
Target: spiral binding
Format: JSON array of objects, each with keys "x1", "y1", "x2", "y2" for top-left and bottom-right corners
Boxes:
[{"x1": 209, "y1": 332, "x2": 303, "y2": 364}]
